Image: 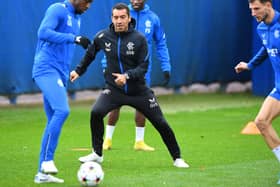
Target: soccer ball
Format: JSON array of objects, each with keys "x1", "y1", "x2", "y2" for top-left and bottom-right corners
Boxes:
[{"x1": 77, "y1": 162, "x2": 104, "y2": 186}]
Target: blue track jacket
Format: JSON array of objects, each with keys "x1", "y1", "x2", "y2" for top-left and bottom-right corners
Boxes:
[
  {"x1": 32, "y1": 0, "x2": 80, "y2": 84},
  {"x1": 248, "y1": 10, "x2": 280, "y2": 91}
]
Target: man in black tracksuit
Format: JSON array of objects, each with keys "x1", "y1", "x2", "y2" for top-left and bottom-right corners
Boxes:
[{"x1": 70, "y1": 3, "x2": 189, "y2": 168}]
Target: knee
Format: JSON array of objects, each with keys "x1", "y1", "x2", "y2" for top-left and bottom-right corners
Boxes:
[
  {"x1": 107, "y1": 110, "x2": 119, "y2": 125},
  {"x1": 153, "y1": 117, "x2": 170, "y2": 131},
  {"x1": 109, "y1": 109, "x2": 120, "y2": 121},
  {"x1": 91, "y1": 108, "x2": 105, "y2": 120},
  {"x1": 91, "y1": 109, "x2": 99, "y2": 119},
  {"x1": 255, "y1": 117, "x2": 270, "y2": 132},
  {"x1": 55, "y1": 108, "x2": 70, "y2": 119},
  {"x1": 50, "y1": 108, "x2": 69, "y2": 132}
]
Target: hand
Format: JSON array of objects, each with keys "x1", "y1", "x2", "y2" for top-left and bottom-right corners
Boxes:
[
  {"x1": 234, "y1": 62, "x2": 249, "y2": 73},
  {"x1": 163, "y1": 71, "x2": 170, "y2": 86},
  {"x1": 75, "y1": 36, "x2": 91, "y2": 49},
  {"x1": 70, "y1": 70, "x2": 80, "y2": 82},
  {"x1": 112, "y1": 73, "x2": 127, "y2": 86}
]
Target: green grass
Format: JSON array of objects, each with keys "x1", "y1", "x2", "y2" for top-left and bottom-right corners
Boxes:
[{"x1": 0, "y1": 93, "x2": 279, "y2": 187}]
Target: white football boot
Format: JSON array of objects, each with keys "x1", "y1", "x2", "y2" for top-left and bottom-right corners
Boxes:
[
  {"x1": 173, "y1": 158, "x2": 190, "y2": 168},
  {"x1": 34, "y1": 172, "x2": 64, "y2": 184},
  {"x1": 78, "y1": 151, "x2": 103, "y2": 163},
  {"x1": 41, "y1": 160, "x2": 58, "y2": 174}
]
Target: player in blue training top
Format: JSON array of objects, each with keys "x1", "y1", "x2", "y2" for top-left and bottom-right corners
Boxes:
[
  {"x1": 32, "y1": 0, "x2": 93, "y2": 184},
  {"x1": 235, "y1": 0, "x2": 280, "y2": 184},
  {"x1": 102, "y1": 0, "x2": 171, "y2": 151}
]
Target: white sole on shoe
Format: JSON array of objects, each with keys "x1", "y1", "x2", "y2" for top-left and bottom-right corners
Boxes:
[
  {"x1": 173, "y1": 158, "x2": 190, "y2": 168},
  {"x1": 78, "y1": 152, "x2": 103, "y2": 163},
  {"x1": 34, "y1": 173, "x2": 64, "y2": 184}
]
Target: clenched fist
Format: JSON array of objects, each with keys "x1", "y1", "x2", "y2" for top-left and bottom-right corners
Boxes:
[{"x1": 234, "y1": 62, "x2": 249, "y2": 73}]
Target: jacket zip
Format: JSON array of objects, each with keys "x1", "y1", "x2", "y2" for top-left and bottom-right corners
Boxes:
[{"x1": 117, "y1": 36, "x2": 128, "y2": 93}]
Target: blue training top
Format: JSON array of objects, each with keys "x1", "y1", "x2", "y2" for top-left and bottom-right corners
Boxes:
[
  {"x1": 248, "y1": 11, "x2": 280, "y2": 91},
  {"x1": 32, "y1": 0, "x2": 80, "y2": 85}
]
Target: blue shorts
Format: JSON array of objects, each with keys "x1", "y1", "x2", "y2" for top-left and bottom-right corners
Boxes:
[{"x1": 269, "y1": 88, "x2": 280, "y2": 101}]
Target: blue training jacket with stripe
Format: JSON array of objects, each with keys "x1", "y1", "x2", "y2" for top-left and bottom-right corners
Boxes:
[
  {"x1": 129, "y1": 4, "x2": 171, "y2": 85},
  {"x1": 32, "y1": 0, "x2": 80, "y2": 85}
]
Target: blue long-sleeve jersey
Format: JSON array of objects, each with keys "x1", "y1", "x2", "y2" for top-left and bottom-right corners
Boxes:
[
  {"x1": 248, "y1": 10, "x2": 280, "y2": 91},
  {"x1": 101, "y1": 4, "x2": 171, "y2": 86},
  {"x1": 32, "y1": 0, "x2": 80, "y2": 84}
]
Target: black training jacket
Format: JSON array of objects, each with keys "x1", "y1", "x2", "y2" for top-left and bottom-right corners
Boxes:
[{"x1": 75, "y1": 19, "x2": 149, "y2": 95}]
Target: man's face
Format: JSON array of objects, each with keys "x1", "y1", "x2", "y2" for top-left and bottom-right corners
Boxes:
[
  {"x1": 130, "y1": 0, "x2": 145, "y2": 11},
  {"x1": 249, "y1": 0, "x2": 270, "y2": 22},
  {"x1": 73, "y1": 0, "x2": 92, "y2": 15},
  {"x1": 112, "y1": 9, "x2": 131, "y2": 32}
]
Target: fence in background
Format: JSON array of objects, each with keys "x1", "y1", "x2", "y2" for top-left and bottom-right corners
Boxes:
[{"x1": 0, "y1": 0, "x2": 254, "y2": 96}]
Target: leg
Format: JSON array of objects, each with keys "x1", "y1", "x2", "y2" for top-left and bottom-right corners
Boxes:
[
  {"x1": 135, "y1": 110, "x2": 145, "y2": 127},
  {"x1": 134, "y1": 110, "x2": 155, "y2": 151},
  {"x1": 38, "y1": 96, "x2": 53, "y2": 171},
  {"x1": 8, "y1": 94, "x2": 17, "y2": 105},
  {"x1": 255, "y1": 95, "x2": 280, "y2": 184},
  {"x1": 129, "y1": 90, "x2": 188, "y2": 167},
  {"x1": 34, "y1": 96, "x2": 65, "y2": 184},
  {"x1": 35, "y1": 74, "x2": 70, "y2": 173},
  {"x1": 255, "y1": 90, "x2": 280, "y2": 184},
  {"x1": 107, "y1": 108, "x2": 120, "y2": 126},
  {"x1": 68, "y1": 90, "x2": 76, "y2": 100},
  {"x1": 255, "y1": 96, "x2": 280, "y2": 149},
  {"x1": 79, "y1": 88, "x2": 122, "y2": 163},
  {"x1": 129, "y1": 90, "x2": 181, "y2": 160},
  {"x1": 91, "y1": 89, "x2": 120, "y2": 155},
  {"x1": 103, "y1": 108, "x2": 121, "y2": 150}
]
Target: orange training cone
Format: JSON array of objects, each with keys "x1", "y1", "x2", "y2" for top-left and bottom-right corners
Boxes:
[{"x1": 241, "y1": 121, "x2": 261, "y2": 135}]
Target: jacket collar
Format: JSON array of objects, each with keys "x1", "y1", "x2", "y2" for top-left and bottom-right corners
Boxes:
[{"x1": 263, "y1": 10, "x2": 280, "y2": 26}]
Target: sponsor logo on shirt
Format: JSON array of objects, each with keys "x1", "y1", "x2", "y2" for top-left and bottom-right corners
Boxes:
[
  {"x1": 145, "y1": 20, "x2": 152, "y2": 34},
  {"x1": 267, "y1": 48, "x2": 279, "y2": 57},
  {"x1": 126, "y1": 42, "x2": 135, "y2": 55}
]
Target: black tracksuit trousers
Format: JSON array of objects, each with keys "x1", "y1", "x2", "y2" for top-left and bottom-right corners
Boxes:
[{"x1": 89, "y1": 87, "x2": 181, "y2": 160}]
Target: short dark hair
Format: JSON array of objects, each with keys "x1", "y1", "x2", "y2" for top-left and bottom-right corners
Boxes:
[
  {"x1": 112, "y1": 3, "x2": 130, "y2": 17},
  {"x1": 248, "y1": 0, "x2": 272, "y2": 4}
]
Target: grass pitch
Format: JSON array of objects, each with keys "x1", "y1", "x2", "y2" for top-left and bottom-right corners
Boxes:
[{"x1": 0, "y1": 93, "x2": 279, "y2": 187}]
